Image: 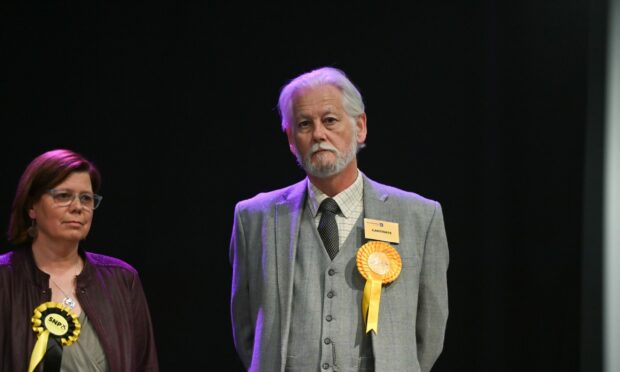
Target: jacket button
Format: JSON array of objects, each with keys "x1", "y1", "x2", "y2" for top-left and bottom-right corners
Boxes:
[
  {"x1": 326, "y1": 315, "x2": 333, "y2": 321},
  {"x1": 41, "y1": 289, "x2": 47, "y2": 294},
  {"x1": 327, "y1": 291, "x2": 334, "y2": 298},
  {"x1": 322, "y1": 363, "x2": 329, "y2": 370},
  {"x1": 324, "y1": 338, "x2": 331, "y2": 345},
  {"x1": 80, "y1": 289, "x2": 86, "y2": 294},
  {"x1": 328, "y1": 269, "x2": 335, "y2": 276}
]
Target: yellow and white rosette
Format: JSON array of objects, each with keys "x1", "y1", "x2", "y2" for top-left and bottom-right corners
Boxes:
[
  {"x1": 28, "y1": 302, "x2": 81, "y2": 372},
  {"x1": 356, "y1": 241, "x2": 402, "y2": 334}
]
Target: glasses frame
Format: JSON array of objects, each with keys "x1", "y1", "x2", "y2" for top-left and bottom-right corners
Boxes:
[{"x1": 46, "y1": 189, "x2": 103, "y2": 210}]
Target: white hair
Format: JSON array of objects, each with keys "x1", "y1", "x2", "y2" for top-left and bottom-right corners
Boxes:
[{"x1": 277, "y1": 66, "x2": 365, "y2": 132}]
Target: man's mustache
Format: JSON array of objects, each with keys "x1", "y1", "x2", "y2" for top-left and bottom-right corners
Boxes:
[{"x1": 310, "y1": 142, "x2": 339, "y2": 154}]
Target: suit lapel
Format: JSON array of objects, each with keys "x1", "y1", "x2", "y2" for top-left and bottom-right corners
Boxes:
[
  {"x1": 362, "y1": 175, "x2": 392, "y2": 223},
  {"x1": 274, "y1": 179, "x2": 306, "y2": 368}
]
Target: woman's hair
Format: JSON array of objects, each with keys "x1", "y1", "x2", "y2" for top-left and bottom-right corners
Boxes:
[
  {"x1": 277, "y1": 66, "x2": 365, "y2": 132},
  {"x1": 7, "y1": 149, "x2": 101, "y2": 245}
]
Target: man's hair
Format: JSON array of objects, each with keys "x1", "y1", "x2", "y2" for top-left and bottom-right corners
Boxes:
[
  {"x1": 277, "y1": 66, "x2": 365, "y2": 131},
  {"x1": 7, "y1": 149, "x2": 101, "y2": 245}
]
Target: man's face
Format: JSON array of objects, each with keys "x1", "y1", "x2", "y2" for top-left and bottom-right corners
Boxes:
[{"x1": 286, "y1": 85, "x2": 366, "y2": 178}]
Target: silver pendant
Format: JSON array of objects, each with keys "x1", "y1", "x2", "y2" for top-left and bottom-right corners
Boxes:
[{"x1": 63, "y1": 297, "x2": 76, "y2": 309}]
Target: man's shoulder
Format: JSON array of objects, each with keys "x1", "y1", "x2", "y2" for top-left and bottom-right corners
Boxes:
[
  {"x1": 365, "y1": 176, "x2": 438, "y2": 207},
  {"x1": 235, "y1": 179, "x2": 306, "y2": 211}
]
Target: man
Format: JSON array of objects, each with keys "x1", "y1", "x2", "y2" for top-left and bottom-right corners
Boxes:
[{"x1": 229, "y1": 67, "x2": 449, "y2": 372}]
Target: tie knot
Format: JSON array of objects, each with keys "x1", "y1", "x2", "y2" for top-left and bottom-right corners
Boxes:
[{"x1": 319, "y1": 198, "x2": 340, "y2": 215}]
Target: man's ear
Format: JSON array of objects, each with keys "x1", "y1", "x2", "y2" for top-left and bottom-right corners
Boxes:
[
  {"x1": 356, "y1": 113, "x2": 367, "y2": 144},
  {"x1": 286, "y1": 126, "x2": 297, "y2": 156}
]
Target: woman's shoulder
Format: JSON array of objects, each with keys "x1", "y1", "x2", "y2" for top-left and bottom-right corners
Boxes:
[
  {"x1": 84, "y1": 251, "x2": 138, "y2": 275},
  {"x1": 0, "y1": 250, "x2": 14, "y2": 266},
  {"x1": 0, "y1": 248, "x2": 25, "y2": 269}
]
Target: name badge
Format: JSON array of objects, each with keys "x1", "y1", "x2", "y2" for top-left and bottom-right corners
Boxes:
[{"x1": 364, "y1": 218, "x2": 400, "y2": 244}]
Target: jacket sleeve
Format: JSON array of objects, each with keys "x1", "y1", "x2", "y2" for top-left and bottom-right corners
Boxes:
[
  {"x1": 229, "y1": 203, "x2": 254, "y2": 369},
  {"x1": 131, "y1": 272, "x2": 160, "y2": 372},
  {"x1": 416, "y1": 201, "x2": 450, "y2": 372},
  {"x1": 0, "y1": 268, "x2": 8, "y2": 371}
]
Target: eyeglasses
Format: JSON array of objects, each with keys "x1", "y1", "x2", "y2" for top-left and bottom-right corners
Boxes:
[{"x1": 47, "y1": 189, "x2": 103, "y2": 210}]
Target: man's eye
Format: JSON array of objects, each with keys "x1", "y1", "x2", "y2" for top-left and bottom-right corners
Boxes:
[
  {"x1": 324, "y1": 117, "x2": 337, "y2": 125},
  {"x1": 297, "y1": 121, "x2": 311, "y2": 130}
]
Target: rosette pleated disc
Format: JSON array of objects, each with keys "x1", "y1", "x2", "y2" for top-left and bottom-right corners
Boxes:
[{"x1": 356, "y1": 241, "x2": 402, "y2": 283}]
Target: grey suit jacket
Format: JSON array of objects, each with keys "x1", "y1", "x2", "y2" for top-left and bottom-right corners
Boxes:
[{"x1": 229, "y1": 174, "x2": 449, "y2": 372}]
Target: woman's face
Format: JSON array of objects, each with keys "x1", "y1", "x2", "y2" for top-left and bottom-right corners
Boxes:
[{"x1": 28, "y1": 171, "x2": 95, "y2": 246}]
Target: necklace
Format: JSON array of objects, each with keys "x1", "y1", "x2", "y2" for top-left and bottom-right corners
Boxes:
[
  {"x1": 50, "y1": 277, "x2": 77, "y2": 309},
  {"x1": 48, "y1": 260, "x2": 82, "y2": 310}
]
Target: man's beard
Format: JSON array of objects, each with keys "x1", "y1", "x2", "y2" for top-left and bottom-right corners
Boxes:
[{"x1": 293, "y1": 134, "x2": 358, "y2": 178}]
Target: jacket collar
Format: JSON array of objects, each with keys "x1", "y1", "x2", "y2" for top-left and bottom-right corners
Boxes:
[
  {"x1": 11, "y1": 245, "x2": 93, "y2": 287},
  {"x1": 362, "y1": 175, "x2": 392, "y2": 221}
]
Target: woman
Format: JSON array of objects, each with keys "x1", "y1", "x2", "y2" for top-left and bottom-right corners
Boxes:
[{"x1": 0, "y1": 149, "x2": 159, "y2": 372}]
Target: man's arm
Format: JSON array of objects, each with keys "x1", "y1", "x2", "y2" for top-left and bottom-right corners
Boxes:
[
  {"x1": 229, "y1": 203, "x2": 254, "y2": 369},
  {"x1": 416, "y1": 201, "x2": 450, "y2": 372}
]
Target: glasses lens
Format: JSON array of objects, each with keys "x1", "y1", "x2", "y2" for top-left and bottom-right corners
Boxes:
[
  {"x1": 52, "y1": 191, "x2": 74, "y2": 205},
  {"x1": 78, "y1": 194, "x2": 95, "y2": 209},
  {"x1": 49, "y1": 189, "x2": 102, "y2": 210},
  {"x1": 92, "y1": 195, "x2": 102, "y2": 210}
]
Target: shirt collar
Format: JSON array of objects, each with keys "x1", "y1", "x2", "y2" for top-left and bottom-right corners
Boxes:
[{"x1": 307, "y1": 170, "x2": 364, "y2": 218}]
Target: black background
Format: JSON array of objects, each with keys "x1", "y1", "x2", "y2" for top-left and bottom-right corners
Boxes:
[{"x1": 1, "y1": 1, "x2": 605, "y2": 371}]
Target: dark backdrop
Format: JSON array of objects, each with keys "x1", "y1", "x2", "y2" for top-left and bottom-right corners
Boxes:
[{"x1": 1, "y1": 1, "x2": 604, "y2": 371}]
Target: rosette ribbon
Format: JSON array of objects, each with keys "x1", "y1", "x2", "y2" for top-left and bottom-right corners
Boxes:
[
  {"x1": 28, "y1": 302, "x2": 81, "y2": 372},
  {"x1": 356, "y1": 241, "x2": 402, "y2": 334}
]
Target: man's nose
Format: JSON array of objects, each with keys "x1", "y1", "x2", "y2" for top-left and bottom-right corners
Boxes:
[{"x1": 311, "y1": 122, "x2": 327, "y2": 141}]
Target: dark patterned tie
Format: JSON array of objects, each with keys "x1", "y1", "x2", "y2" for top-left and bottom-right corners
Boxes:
[{"x1": 318, "y1": 198, "x2": 340, "y2": 260}]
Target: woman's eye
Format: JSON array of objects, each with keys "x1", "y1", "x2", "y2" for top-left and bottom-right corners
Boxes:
[
  {"x1": 80, "y1": 194, "x2": 94, "y2": 203},
  {"x1": 56, "y1": 192, "x2": 72, "y2": 201}
]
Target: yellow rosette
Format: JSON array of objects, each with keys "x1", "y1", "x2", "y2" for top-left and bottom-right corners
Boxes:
[
  {"x1": 356, "y1": 241, "x2": 402, "y2": 334},
  {"x1": 28, "y1": 302, "x2": 81, "y2": 372}
]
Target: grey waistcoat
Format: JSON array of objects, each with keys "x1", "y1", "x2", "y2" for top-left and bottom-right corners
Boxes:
[{"x1": 286, "y1": 203, "x2": 374, "y2": 372}]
